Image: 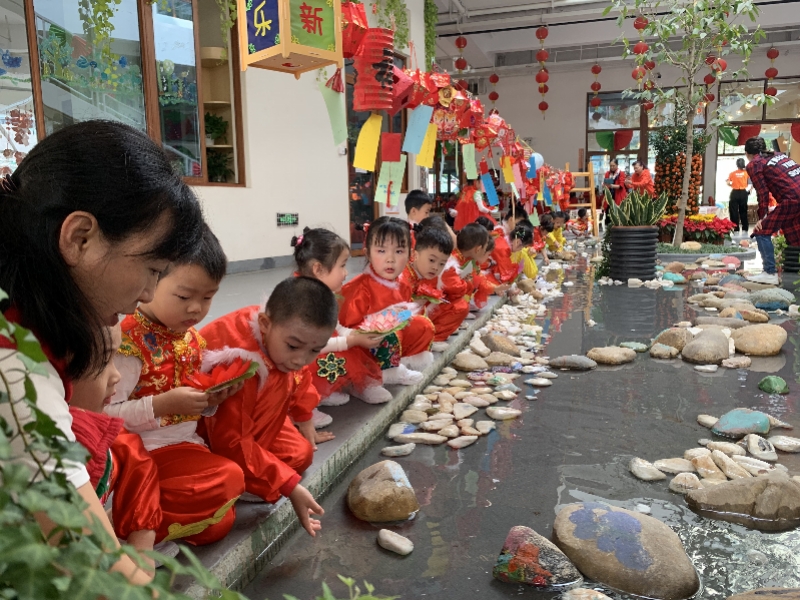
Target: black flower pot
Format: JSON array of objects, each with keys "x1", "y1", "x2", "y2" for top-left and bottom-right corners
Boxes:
[
  {"x1": 784, "y1": 246, "x2": 800, "y2": 274},
  {"x1": 608, "y1": 226, "x2": 659, "y2": 281}
]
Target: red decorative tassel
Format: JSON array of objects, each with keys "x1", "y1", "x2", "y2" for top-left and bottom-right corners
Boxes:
[{"x1": 326, "y1": 67, "x2": 345, "y2": 93}]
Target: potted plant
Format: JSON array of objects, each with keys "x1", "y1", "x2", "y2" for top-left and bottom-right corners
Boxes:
[
  {"x1": 207, "y1": 149, "x2": 233, "y2": 183},
  {"x1": 204, "y1": 112, "x2": 228, "y2": 146},
  {"x1": 605, "y1": 189, "x2": 669, "y2": 281}
]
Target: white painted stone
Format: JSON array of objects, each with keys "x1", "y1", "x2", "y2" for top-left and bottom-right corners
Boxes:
[
  {"x1": 629, "y1": 457, "x2": 667, "y2": 481},
  {"x1": 475, "y1": 421, "x2": 496, "y2": 435},
  {"x1": 697, "y1": 414, "x2": 718, "y2": 428},
  {"x1": 694, "y1": 365, "x2": 719, "y2": 373},
  {"x1": 401, "y1": 410, "x2": 428, "y2": 424},
  {"x1": 381, "y1": 444, "x2": 415, "y2": 457},
  {"x1": 447, "y1": 436, "x2": 478, "y2": 449},
  {"x1": 525, "y1": 378, "x2": 553, "y2": 387},
  {"x1": 377, "y1": 529, "x2": 413, "y2": 555},
  {"x1": 394, "y1": 433, "x2": 447, "y2": 445},
  {"x1": 438, "y1": 425, "x2": 460, "y2": 438},
  {"x1": 453, "y1": 403, "x2": 478, "y2": 420},
  {"x1": 486, "y1": 406, "x2": 522, "y2": 420}
]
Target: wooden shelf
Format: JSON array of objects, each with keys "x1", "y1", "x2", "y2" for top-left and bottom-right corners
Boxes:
[
  {"x1": 204, "y1": 100, "x2": 231, "y2": 106},
  {"x1": 200, "y1": 46, "x2": 228, "y2": 68}
]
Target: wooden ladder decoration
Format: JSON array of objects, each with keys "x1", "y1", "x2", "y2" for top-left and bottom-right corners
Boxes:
[{"x1": 565, "y1": 162, "x2": 599, "y2": 237}]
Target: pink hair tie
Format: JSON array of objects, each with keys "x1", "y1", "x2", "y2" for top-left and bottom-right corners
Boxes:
[{"x1": 296, "y1": 234, "x2": 304, "y2": 245}]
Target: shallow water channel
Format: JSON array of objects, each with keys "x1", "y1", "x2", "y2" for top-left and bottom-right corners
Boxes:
[{"x1": 244, "y1": 263, "x2": 800, "y2": 600}]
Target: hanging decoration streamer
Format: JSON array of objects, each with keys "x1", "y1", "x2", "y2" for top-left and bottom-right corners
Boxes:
[
  {"x1": 454, "y1": 35, "x2": 468, "y2": 74},
  {"x1": 462, "y1": 143, "x2": 478, "y2": 180},
  {"x1": 318, "y1": 80, "x2": 348, "y2": 146},
  {"x1": 535, "y1": 26, "x2": 549, "y2": 118},
  {"x1": 416, "y1": 123, "x2": 438, "y2": 168},
  {"x1": 500, "y1": 155, "x2": 514, "y2": 186},
  {"x1": 402, "y1": 105, "x2": 434, "y2": 154},
  {"x1": 353, "y1": 113, "x2": 384, "y2": 171},
  {"x1": 381, "y1": 132, "x2": 402, "y2": 162},
  {"x1": 481, "y1": 172, "x2": 499, "y2": 206}
]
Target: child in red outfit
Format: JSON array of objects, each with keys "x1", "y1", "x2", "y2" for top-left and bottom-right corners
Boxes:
[
  {"x1": 340, "y1": 216, "x2": 436, "y2": 384},
  {"x1": 200, "y1": 277, "x2": 339, "y2": 536},
  {"x1": 107, "y1": 225, "x2": 245, "y2": 546},
  {"x1": 71, "y1": 324, "x2": 162, "y2": 567},
  {"x1": 401, "y1": 217, "x2": 469, "y2": 345},
  {"x1": 475, "y1": 215, "x2": 518, "y2": 285},
  {"x1": 454, "y1": 223, "x2": 509, "y2": 309},
  {"x1": 291, "y1": 228, "x2": 392, "y2": 429}
]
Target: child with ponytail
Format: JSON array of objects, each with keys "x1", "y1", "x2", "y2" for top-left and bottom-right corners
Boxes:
[{"x1": 291, "y1": 229, "x2": 393, "y2": 425}]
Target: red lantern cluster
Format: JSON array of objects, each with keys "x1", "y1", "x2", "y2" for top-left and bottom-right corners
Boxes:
[
  {"x1": 765, "y1": 47, "x2": 779, "y2": 97},
  {"x1": 631, "y1": 14, "x2": 651, "y2": 90},
  {"x1": 536, "y1": 26, "x2": 549, "y2": 118},
  {"x1": 589, "y1": 63, "x2": 602, "y2": 109},
  {"x1": 454, "y1": 35, "x2": 468, "y2": 74},
  {"x1": 488, "y1": 73, "x2": 499, "y2": 105}
]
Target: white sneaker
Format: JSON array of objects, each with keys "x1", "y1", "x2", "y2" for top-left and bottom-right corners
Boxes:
[
  {"x1": 383, "y1": 364, "x2": 423, "y2": 385},
  {"x1": 401, "y1": 351, "x2": 434, "y2": 371},
  {"x1": 430, "y1": 341, "x2": 450, "y2": 353},
  {"x1": 319, "y1": 392, "x2": 350, "y2": 406},
  {"x1": 356, "y1": 385, "x2": 393, "y2": 404},
  {"x1": 312, "y1": 408, "x2": 332, "y2": 429},
  {"x1": 746, "y1": 272, "x2": 779, "y2": 285},
  {"x1": 152, "y1": 540, "x2": 180, "y2": 568}
]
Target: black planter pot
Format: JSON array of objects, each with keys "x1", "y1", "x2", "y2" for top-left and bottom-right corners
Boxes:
[
  {"x1": 608, "y1": 226, "x2": 659, "y2": 281},
  {"x1": 784, "y1": 246, "x2": 800, "y2": 273}
]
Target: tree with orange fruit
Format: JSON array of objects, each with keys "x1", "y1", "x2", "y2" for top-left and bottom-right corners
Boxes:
[{"x1": 606, "y1": 0, "x2": 766, "y2": 245}]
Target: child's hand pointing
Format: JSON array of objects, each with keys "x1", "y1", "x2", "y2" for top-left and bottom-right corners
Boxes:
[{"x1": 289, "y1": 484, "x2": 324, "y2": 537}]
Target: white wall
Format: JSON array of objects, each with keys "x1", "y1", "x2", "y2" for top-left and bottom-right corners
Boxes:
[{"x1": 196, "y1": 0, "x2": 426, "y2": 266}]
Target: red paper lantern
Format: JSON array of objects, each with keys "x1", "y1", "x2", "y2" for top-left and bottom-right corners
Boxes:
[
  {"x1": 535, "y1": 70, "x2": 549, "y2": 84},
  {"x1": 631, "y1": 67, "x2": 646, "y2": 81},
  {"x1": 536, "y1": 26, "x2": 548, "y2": 40},
  {"x1": 455, "y1": 36, "x2": 468, "y2": 49},
  {"x1": 643, "y1": 80, "x2": 655, "y2": 90},
  {"x1": 737, "y1": 124, "x2": 762, "y2": 145},
  {"x1": 712, "y1": 58, "x2": 727, "y2": 72},
  {"x1": 591, "y1": 64, "x2": 602, "y2": 75},
  {"x1": 387, "y1": 65, "x2": 414, "y2": 116},
  {"x1": 353, "y1": 28, "x2": 395, "y2": 112},
  {"x1": 642, "y1": 101, "x2": 654, "y2": 111},
  {"x1": 766, "y1": 86, "x2": 778, "y2": 97},
  {"x1": 489, "y1": 73, "x2": 500, "y2": 84},
  {"x1": 705, "y1": 55, "x2": 716, "y2": 65},
  {"x1": 538, "y1": 84, "x2": 549, "y2": 94},
  {"x1": 633, "y1": 41, "x2": 649, "y2": 55},
  {"x1": 644, "y1": 60, "x2": 656, "y2": 71},
  {"x1": 456, "y1": 79, "x2": 468, "y2": 91},
  {"x1": 536, "y1": 49, "x2": 549, "y2": 63},
  {"x1": 704, "y1": 93, "x2": 715, "y2": 102},
  {"x1": 341, "y1": 2, "x2": 369, "y2": 59},
  {"x1": 539, "y1": 101, "x2": 548, "y2": 112},
  {"x1": 767, "y1": 47, "x2": 780, "y2": 60},
  {"x1": 455, "y1": 57, "x2": 468, "y2": 71},
  {"x1": 704, "y1": 73, "x2": 716, "y2": 86},
  {"x1": 590, "y1": 97, "x2": 602, "y2": 108},
  {"x1": 766, "y1": 67, "x2": 778, "y2": 80},
  {"x1": 591, "y1": 81, "x2": 601, "y2": 92},
  {"x1": 633, "y1": 16, "x2": 648, "y2": 30},
  {"x1": 489, "y1": 90, "x2": 499, "y2": 102}
]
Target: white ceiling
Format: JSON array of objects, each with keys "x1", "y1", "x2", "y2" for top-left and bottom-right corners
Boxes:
[{"x1": 435, "y1": 0, "x2": 800, "y2": 73}]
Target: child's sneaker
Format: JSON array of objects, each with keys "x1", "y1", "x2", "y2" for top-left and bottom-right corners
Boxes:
[
  {"x1": 319, "y1": 392, "x2": 350, "y2": 406},
  {"x1": 153, "y1": 540, "x2": 180, "y2": 568},
  {"x1": 401, "y1": 351, "x2": 434, "y2": 372},
  {"x1": 357, "y1": 385, "x2": 393, "y2": 404},
  {"x1": 430, "y1": 341, "x2": 449, "y2": 353},
  {"x1": 312, "y1": 408, "x2": 333, "y2": 429},
  {"x1": 383, "y1": 364, "x2": 423, "y2": 386}
]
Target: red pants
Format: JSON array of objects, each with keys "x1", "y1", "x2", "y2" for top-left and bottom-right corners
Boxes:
[
  {"x1": 109, "y1": 431, "x2": 162, "y2": 540},
  {"x1": 150, "y1": 442, "x2": 245, "y2": 545},
  {"x1": 429, "y1": 300, "x2": 470, "y2": 342},
  {"x1": 396, "y1": 315, "x2": 435, "y2": 356},
  {"x1": 252, "y1": 417, "x2": 314, "y2": 503}
]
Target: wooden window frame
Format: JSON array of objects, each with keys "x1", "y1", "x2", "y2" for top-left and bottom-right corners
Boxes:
[{"x1": 22, "y1": 0, "x2": 245, "y2": 186}]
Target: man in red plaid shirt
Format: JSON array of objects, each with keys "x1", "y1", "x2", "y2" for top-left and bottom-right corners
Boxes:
[{"x1": 746, "y1": 137, "x2": 800, "y2": 285}]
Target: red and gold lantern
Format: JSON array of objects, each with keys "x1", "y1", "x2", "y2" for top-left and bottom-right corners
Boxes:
[
  {"x1": 353, "y1": 28, "x2": 395, "y2": 111},
  {"x1": 454, "y1": 35, "x2": 468, "y2": 75},
  {"x1": 341, "y1": 2, "x2": 368, "y2": 59},
  {"x1": 590, "y1": 63, "x2": 602, "y2": 109},
  {"x1": 765, "y1": 47, "x2": 779, "y2": 91},
  {"x1": 488, "y1": 72, "x2": 499, "y2": 105}
]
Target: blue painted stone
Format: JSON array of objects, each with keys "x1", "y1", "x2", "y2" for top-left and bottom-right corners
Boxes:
[
  {"x1": 719, "y1": 274, "x2": 745, "y2": 285},
  {"x1": 712, "y1": 408, "x2": 771, "y2": 438},
  {"x1": 662, "y1": 272, "x2": 686, "y2": 284},
  {"x1": 655, "y1": 265, "x2": 665, "y2": 271},
  {"x1": 620, "y1": 341, "x2": 649, "y2": 353},
  {"x1": 748, "y1": 288, "x2": 795, "y2": 311}
]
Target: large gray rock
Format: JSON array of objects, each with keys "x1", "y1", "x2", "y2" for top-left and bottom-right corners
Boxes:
[
  {"x1": 731, "y1": 324, "x2": 788, "y2": 356},
  {"x1": 694, "y1": 317, "x2": 750, "y2": 329},
  {"x1": 482, "y1": 333, "x2": 521, "y2": 357},
  {"x1": 548, "y1": 355, "x2": 597, "y2": 371},
  {"x1": 553, "y1": 502, "x2": 700, "y2": 600},
  {"x1": 451, "y1": 352, "x2": 489, "y2": 372},
  {"x1": 686, "y1": 471, "x2": 800, "y2": 531},
  {"x1": 493, "y1": 526, "x2": 583, "y2": 587},
  {"x1": 748, "y1": 288, "x2": 796, "y2": 311},
  {"x1": 654, "y1": 328, "x2": 694, "y2": 352},
  {"x1": 347, "y1": 461, "x2": 420, "y2": 522},
  {"x1": 587, "y1": 346, "x2": 637, "y2": 365},
  {"x1": 681, "y1": 329, "x2": 730, "y2": 365}
]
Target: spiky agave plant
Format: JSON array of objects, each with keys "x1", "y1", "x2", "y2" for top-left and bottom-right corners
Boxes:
[{"x1": 606, "y1": 189, "x2": 669, "y2": 227}]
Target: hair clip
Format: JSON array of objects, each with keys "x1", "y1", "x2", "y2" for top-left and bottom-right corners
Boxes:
[{"x1": 296, "y1": 234, "x2": 304, "y2": 245}]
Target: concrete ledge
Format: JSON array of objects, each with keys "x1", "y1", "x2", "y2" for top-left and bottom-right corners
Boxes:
[{"x1": 178, "y1": 297, "x2": 505, "y2": 597}]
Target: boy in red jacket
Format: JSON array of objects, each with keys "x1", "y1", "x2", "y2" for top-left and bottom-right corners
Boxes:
[{"x1": 200, "y1": 277, "x2": 338, "y2": 536}]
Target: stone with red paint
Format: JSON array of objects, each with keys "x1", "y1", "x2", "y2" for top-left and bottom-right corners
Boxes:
[{"x1": 493, "y1": 525, "x2": 582, "y2": 588}]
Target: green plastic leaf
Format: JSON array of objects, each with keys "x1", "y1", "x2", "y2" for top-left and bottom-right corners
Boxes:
[
  {"x1": 758, "y1": 376, "x2": 789, "y2": 395},
  {"x1": 320, "y1": 581, "x2": 337, "y2": 600},
  {"x1": 12, "y1": 326, "x2": 47, "y2": 363}
]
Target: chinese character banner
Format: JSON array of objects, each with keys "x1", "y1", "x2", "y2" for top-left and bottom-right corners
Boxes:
[
  {"x1": 247, "y1": 0, "x2": 281, "y2": 54},
  {"x1": 290, "y1": 0, "x2": 335, "y2": 51}
]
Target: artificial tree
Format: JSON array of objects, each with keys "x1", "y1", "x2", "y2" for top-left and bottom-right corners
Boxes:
[{"x1": 606, "y1": 0, "x2": 765, "y2": 245}]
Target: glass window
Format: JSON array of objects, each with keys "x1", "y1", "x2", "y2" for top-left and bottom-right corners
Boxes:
[
  {"x1": 719, "y1": 81, "x2": 765, "y2": 122},
  {"x1": 588, "y1": 92, "x2": 640, "y2": 130},
  {"x1": 765, "y1": 78, "x2": 800, "y2": 121},
  {"x1": 648, "y1": 99, "x2": 705, "y2": 128},
  {"x1": 0, "y1": 0, "x2": 37, "y2": 172},
  {"x1": 152, "y1": 0, "x2": 202, "y2": 178},
  {"x1": 33, "y1": 0, "x2": 146, "y2": 135}
]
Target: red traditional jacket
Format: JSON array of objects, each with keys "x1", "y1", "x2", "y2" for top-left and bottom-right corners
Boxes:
[
  {"x1": 339, "y1": 266, "x2": 416, "y2": 329},
  {"x1": 488, "y1": 230, "x2": 518, "y2": 284},
  {"x1": 119, "y1": 310, "x2": 206, "y2": 427}
]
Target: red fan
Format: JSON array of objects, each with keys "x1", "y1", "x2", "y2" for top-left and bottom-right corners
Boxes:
[{"x1": 183, "y1": 357, "x2": 259, "y2": 393}]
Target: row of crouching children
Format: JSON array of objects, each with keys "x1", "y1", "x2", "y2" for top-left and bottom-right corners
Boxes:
[{"x1": 68, "y1": 190, "x2": 579, "y2": 560}]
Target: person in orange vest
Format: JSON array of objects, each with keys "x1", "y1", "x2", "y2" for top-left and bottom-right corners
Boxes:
[{"x1": 726, "y1": 158, "x2": 751, "y2": 234}]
